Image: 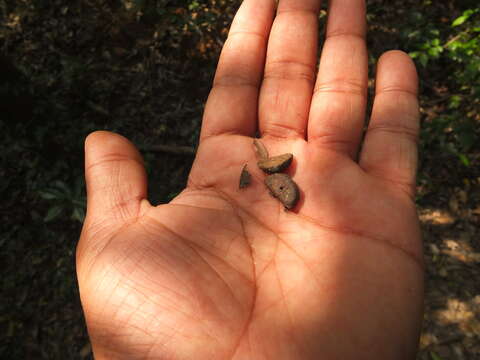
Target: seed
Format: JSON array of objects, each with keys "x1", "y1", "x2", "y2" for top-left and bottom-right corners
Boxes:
[
  {"x1": 264, "y1": 173, "x2": 299, "y2": 209},
  {"x1": 239, "y1": 164, "x2": 251, "y2": 189},
  {"x1": 253, "y1": 139, "x2": 269, "y2": 160},
  {"x1": 257, "y1": 153, "x2": 293, "y2": 174}
]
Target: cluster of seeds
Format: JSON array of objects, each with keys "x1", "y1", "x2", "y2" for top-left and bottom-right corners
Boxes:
[{"x1": 239, "y1": 139, "x2": 300, "y2": 210}]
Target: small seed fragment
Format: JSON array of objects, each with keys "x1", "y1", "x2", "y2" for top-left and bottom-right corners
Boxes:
[
  {"x1": 265, "y1": 173, "x2": 299, "y2": 209},
  {"x1": 253, "y1": 139, "x2": 269, "y2": 160},
  {"x1": 258, "y1": 153, "x2": 293, "y2": 174},
  {"x1": 239, "y1": 164, "x2": 251, "y2": 189}
]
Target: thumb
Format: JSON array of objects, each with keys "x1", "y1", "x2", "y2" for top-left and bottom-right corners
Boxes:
[{"x1": 83, "y1": 131, "x2": 148, "y2": 226}]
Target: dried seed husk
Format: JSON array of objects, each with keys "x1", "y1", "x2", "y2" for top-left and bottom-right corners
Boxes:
[
  {"x1": 239, "y1": 164, "x2": 251, "y2": 189},
  {"x1": 253, "y1": 139, "x2": 269, "y2": 160},
  {"x1": 257, "y1": 153, "x2": 293, "y2": 174},
  {"x1": 264, "y1": 173, "x2": 299, "y2": 209}
]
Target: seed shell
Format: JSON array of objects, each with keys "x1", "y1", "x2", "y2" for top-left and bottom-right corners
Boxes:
[
  {"x1": 239, "y1": 164, "x2": 251, "y2": 189},
  {"x1": 264, "y1": 173, "x2": 299, "y2": 209},
  {"x1": 253, "y1": 139, "x2": 269, "y2": 160},
  {"x1": 257, "y1": 153, "x2": 293, "y2": 174}
]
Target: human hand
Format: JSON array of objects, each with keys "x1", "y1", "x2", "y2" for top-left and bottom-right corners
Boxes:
[{"x1": 77, "y1": 0, "x2": 424, "y2": 359}]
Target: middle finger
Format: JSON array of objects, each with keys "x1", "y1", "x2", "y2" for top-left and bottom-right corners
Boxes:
[{"x1": 259, "y1": 0, "x2": 321, "y2": 140}]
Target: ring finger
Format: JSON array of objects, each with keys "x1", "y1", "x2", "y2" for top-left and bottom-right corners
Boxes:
[{"x1": 308, "y1": 0, "x2": 368, "y2": 158}]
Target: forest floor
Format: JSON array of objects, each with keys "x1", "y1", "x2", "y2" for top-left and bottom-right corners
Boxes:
[{"x1": 1, "y1": 1, "x2": 479, "y2": 359}]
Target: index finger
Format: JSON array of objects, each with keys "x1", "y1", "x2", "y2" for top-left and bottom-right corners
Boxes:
[{"x1": 200, "y1": 0, "x2": 276, "y2": 141}]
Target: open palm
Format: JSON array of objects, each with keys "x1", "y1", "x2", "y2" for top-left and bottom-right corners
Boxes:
[{"x1": 77, "y1": 1, "x2": 424, "y2": 359}]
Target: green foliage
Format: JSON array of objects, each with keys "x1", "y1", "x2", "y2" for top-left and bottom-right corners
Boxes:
[
  {"x1": 446, "y1": 9, "x2": 480, "y2": 92},
  {"x1": 406, "y1": 6, "x2": 480, "y2": 167},
  {"x1": 451, "y1": 8, "x2": 479, "y2": 27},
  {"x1": 39, "y1": 179, "x2": 86, "y2": 223},
  {"x1": 429, "y1": 351, "x2": 445, "y2": 360},
  {"x1": 409, "y1": 35, "x2": 443, "y2": 67},
  {"x1": 121, "y1": 0, "x2": 238, "y2": 57}
]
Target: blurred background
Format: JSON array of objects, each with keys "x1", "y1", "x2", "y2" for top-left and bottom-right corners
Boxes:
[{"x1": 0, "y1": 0, "x2": 479, "y2": 359}]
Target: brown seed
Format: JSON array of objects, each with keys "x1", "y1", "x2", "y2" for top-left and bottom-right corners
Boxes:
[
  {"x1": 257, "y1": 153, "x2": 293, "y2": 174},
  {"x1": 264, "y1": 173, "x2": 299, "y2": 209},
  {"x1": 239, "y1": 164, "x2": 251, "y2": 189},
  {"x1": 253, "y1": 139, "x2": 269, "y2": 160}
]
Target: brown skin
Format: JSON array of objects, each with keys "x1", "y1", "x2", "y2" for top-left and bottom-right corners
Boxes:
[{"x1": 77, "y1": 0, "x2": 424, "y2": 359}]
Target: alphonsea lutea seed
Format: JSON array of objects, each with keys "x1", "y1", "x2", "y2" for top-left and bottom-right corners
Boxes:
[
  {"x1": 253, "y1": 139, "x2": 269, "y2": 160},
  {"x1": 239, "y1": 164, "x2": 251, "y2": 189},
  {"x1": 264, "y1": 173, "x2": 299, "y2": 209},
  {"x1": 257, "y1": 153, "x2": 293, "y2": 174}
]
